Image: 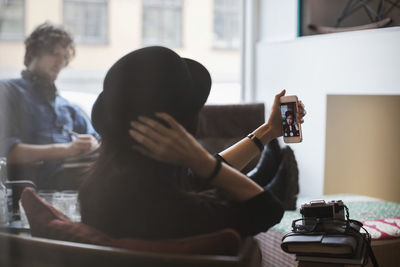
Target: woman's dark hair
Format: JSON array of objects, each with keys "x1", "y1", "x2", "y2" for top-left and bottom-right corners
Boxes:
[
  {"x1": 24, "y1": 22, "x2": 76, "y2": 67},
  {"x1": 79, "y1": 47, "x2": 211, "y2": 235},
  {"x1": 285, "y1": 110, "x2": 294, "y2": 118}
]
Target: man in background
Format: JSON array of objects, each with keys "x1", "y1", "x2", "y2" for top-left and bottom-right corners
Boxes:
[{"x1": 0, "y1": 22, "x2": 99, "y2": 190}]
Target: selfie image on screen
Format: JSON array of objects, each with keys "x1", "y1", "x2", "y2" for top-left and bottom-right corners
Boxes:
[{"x1": 280, "y1": 102, "x2": 300, "y2": 137}]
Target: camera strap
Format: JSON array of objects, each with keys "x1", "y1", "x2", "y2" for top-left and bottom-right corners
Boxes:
[
  {"x1": 343, "y1": 205, "x2": 378, "y2": 267},
  {"x1": 345, "y1": 219, "x2": 378, "y2": 267}
]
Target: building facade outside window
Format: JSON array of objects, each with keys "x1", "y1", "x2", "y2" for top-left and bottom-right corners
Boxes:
[
  {"x1": 213, "y1": 0, "x2": 241, "y2": 50},
  {"x1": 0, "y1": 0, "x2": 25, "y2": 40},
  {"x1": 63, "y1": 0, "x2": 108, "y2": 45},
  {"x1": 142, "y1": 0, "x2": 183, "y2": 47}
]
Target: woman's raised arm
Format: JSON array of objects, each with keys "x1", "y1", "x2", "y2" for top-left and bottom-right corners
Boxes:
[
  {"x1": 128, "y1": 112, "x2": 263, "y2": 202},
  {"x1": 218, "y1": 90, "x2": 306, "y2": 171}
]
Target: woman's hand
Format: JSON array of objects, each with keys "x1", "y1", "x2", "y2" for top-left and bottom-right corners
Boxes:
[
  {"x1": 128, "y1": 112, "x2": 213, "y2": 172},
  {"x1": 297, "y1": 100, "x2": 306, "y2": 123},
  {"x1": 263, "y1": 90, "x2": 307, "y2": 140}
]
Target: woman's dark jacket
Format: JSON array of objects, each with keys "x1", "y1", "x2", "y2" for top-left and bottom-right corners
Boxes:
[{"x1": 79, "y1": 155, "x2": 284, "y2": 240}]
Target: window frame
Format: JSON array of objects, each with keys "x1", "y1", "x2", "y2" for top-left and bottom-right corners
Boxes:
[
  {"x1": 0, "y1": 0, "x2": 25, "y2": 41},
  {"x1": 141, "y1": 0, "x2": 183, "y2": 48},
  {"x1": 212, "y1": 0, "x2": 241, "y2": 51},
  {"x1": 62, "y1": 0, "x2": 109, "y2": 45}
]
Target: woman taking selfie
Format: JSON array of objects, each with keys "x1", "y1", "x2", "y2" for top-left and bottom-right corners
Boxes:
[{"x1": 79, "y1": 46, "x2": 306, "y2": 239}]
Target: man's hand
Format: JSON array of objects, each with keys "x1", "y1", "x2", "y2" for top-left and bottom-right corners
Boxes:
[
  {"x1": 66, "y1": 134, "x2": 99, "y2": 157},
  {"x1": 7, "y1": 135, "x2": 100, "y2": 164}
]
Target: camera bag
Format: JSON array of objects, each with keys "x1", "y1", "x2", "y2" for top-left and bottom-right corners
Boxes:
[{"x1": 281, "y1": 232, "x2": 359, "y2": 256}]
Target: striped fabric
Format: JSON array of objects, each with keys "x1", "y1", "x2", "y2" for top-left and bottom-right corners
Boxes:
[{"x1": 255, "y1": 230, "x2": 297, "y2": 267}]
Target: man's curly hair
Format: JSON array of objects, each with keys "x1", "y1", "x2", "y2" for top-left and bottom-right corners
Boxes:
[{"x1": 24, "y1": 22, "x2": 76, "y2": 67}]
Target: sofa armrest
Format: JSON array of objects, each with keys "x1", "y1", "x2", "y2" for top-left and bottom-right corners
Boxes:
[{"x1": 0, "y1": 232, "x2": 261, "y2": 267}]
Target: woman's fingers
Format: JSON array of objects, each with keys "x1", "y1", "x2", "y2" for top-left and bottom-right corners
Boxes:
[
  {"x1": 275, "y1": 89, "x2": 286, "y2": 100},
  {"x1": 130, "y1": 115, "x2": 186, "y2": 159},
  {"x1": 298, "y1": 100, "x2": 306, "y2": 114},
  {"x1": 132, "y1": 114, "x2": 185, "y2": 147},
  {"x1": 155, "y1": 112, "x2": 185, "y2": 132},
  {"x1": 130, "y1": 120, "x2": 167, "y2": 144},
  {"x1": 297, "y1": 100, "x2": 306, "y2": 123},
  {"x1": 128, "y1": 128, "x2": 159, "y2": 152},
  {"x1": 137, "y1": 116, "x2": 169, "y2": 134},
  {"x1": 272, "y1": 89, "x2": 286, "y2": 109},
  {"x1": 129, "y1": 112, "x2": 208, "y2": 167}
]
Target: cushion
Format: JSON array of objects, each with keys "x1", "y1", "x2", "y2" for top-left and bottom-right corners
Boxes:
[
  {"x1": 21, "y1": 187, "x2": 112, "y2": 245},
  {"x1": 362, "y1": 217, "x2": 400, "y2": 240},
  {"x1": 21, "y1": 188, "x2": 241, "y2": 256}
]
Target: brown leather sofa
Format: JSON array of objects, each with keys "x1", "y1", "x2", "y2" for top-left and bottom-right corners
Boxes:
[{"x1": 196, "y1": 103, "x2": 265, "y2": 173}]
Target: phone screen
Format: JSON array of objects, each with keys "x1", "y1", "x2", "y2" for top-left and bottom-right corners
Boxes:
[{"x1": 280, "y1": 102, "x2": 300, "y2": 137}]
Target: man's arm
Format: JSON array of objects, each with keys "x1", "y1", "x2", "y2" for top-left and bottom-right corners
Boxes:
[{"x1": 7, "y1": 135, "x2": 99, "y2": 164}]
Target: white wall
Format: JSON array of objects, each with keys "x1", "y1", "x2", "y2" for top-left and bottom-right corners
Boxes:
[
  {"x1": 259, "y1": 0, "x2": 298, "y2": 42},
  {"x1": 256, "y1": 1, "x2": 400, "y2": 197}
]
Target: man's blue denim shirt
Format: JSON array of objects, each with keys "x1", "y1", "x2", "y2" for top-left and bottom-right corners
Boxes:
[{"x1": 0, "y1": 75, "x2": 98, "y2": 184}]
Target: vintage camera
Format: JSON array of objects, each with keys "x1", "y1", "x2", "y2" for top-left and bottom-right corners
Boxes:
[{"x1": 300, "y1": 200, "x2": 345, "y2": 220}]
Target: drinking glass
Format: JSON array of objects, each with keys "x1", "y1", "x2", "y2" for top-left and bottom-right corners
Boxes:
[
  {"x1": 60, "y1": 190, "x2": 80, "y2": 222},
  {"x1": 37, "y1": 190, "x2": 81, "y2": 222},
  {"x1": 38, "y1": 190, "x2": 57, "y2": 205},
  {"x1": 18, "y1": 200, "x2": 30, "y2": 228},
  {"x1": 0, "y1": 157, "x2": 8, "y2": 226}
]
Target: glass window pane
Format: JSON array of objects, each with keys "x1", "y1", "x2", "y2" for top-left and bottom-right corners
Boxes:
[
  {"x1": 0, "y1": 0, "x2": 25, "y2": 40},
  {"x1": 143, "y1": 8, "x2": 162, "y2": 44},
  {"x1": 63, "y1": 0, "x2": 108, "y2": 44},
  {"x1": 213, "y1": 0, "x2": 241, "y2": 50},
  {"x1": 142, "y1": 0, "x2": 182, "y2": 47}
]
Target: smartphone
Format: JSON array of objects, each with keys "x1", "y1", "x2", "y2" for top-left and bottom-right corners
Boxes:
[{"x1": 280, "y1": 95, "x2": 302, "y2": 143}]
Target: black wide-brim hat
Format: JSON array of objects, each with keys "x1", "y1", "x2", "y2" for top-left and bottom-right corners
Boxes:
[{"x1": 92, "y1": 46, "x2": 212, "y2": 142}]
